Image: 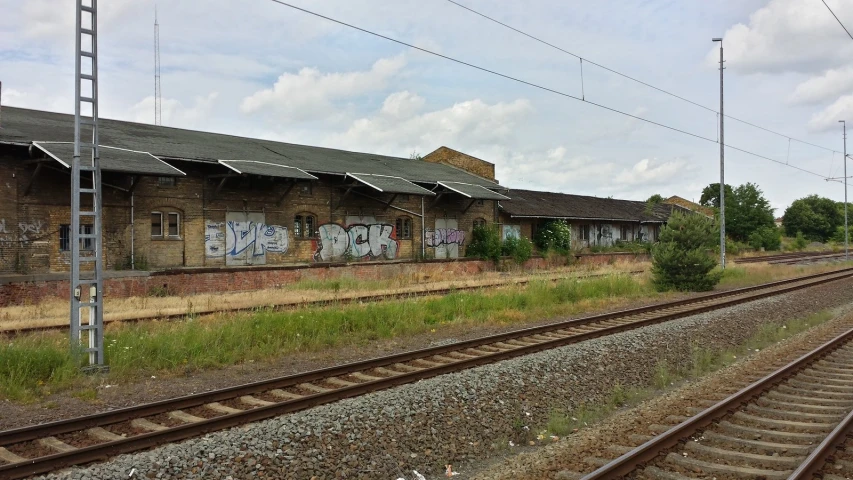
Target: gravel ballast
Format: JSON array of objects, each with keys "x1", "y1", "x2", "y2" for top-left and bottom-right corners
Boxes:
[{"x1": 38, "y1": 277, "x2": 853, "y2": 480}]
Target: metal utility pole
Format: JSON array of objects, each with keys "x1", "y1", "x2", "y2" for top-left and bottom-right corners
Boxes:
[
  {"x1": 154, "y1": 5, "x2": 162, "y2": 126},
  {"x1": 712, "y1": 37, "x2": 725, "y2": 268},
  {"x1": 71, "y1": 0, "x2": 106, "y2": 369},
  {"x1": 842, "y1": 120, "x2": 848, "y2": 261}
]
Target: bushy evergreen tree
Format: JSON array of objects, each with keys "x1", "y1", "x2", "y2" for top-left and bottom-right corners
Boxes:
[{"x1": 652, "y1": 211, "x2": 721, "y2": 292}]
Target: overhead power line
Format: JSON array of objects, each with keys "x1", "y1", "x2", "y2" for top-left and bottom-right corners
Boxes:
[
  {"x1": 445, "y1": 0, "x2": 840, "y2": 155},
  {"x1": 266, "y1": 0, "x2": 834, "y2": 180},
  {"x1": 822, "y1": 0, "x2": 853, "y2": 41}
]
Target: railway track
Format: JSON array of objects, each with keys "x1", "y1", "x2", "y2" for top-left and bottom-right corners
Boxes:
[
  {"x1": 735, "y1": 251, "x2": 845, "y2": 264},
  {"x1": 1, "y1": 267, "x2": 852, "y2": 479},
  {"x1": 580, "y1": 315, "x2": 853, "y2": 480},
  {"x1": 0, "y1": 269, "x2": 645, "y2": 338}
]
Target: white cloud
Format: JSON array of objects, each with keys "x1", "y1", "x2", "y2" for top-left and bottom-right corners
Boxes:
[
  {"x1": 790, "y1": 67, "x2": 853, "y2": 105},
  {"x1": 613, "y1": 158, "x2": 688, "y2": 187},
  {"x1": 706, "y1": 0, "x2": 853, "y2": 74},
  {"x1": 129, "y1": 92, "x2": 219, "y2": 128},
  {"x1": 20, "y1": 0, "x2": 146, "y2": 42},
  {"x1": 240, "y1": 55, "x2": 406, "y2": 121},
  {"x1": 325, "y1": 93, "x2": 532, "y2": 155},
  {"x1": 808, "y1": 93, "x2": 853, "y2": 131}
]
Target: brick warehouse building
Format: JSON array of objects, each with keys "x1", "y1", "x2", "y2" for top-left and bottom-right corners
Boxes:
[
  {"x1": 498, "y1": 189, "x2": 692, "y2": 247},
  {"x1": 0, "y1": 107, "x2": 509, "y2": 274}
]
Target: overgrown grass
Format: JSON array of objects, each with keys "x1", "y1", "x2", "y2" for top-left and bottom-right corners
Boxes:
[
  {"x1": 0, "y1": 274, "x2": 652, "y2": 401},
  {"x1": 533, "y1": 309, "x2": 836, "y2": 440}
]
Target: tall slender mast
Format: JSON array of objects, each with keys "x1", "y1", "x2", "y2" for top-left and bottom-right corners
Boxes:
[
  {"x1": 154, "y1": 6, "x2": 162, "y2": 126},
  {"x1": 71, "y1": 0, "x2": 105, "y2": 369}
]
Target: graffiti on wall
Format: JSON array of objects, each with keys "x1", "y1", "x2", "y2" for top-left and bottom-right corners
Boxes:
[
  {"x1": 225, "y1": 221, "x2": 289, "y2": 258},
  {"x1": 425, "y1": 228, "x2": 466, "y2": 248},
  {"x1": 204, "y1": 222, "x2": 225, "y2": 257},
  {"x1": 314, "y1": 223, "x2": 398, "y2": 261},
  {"x1": 205, "y1": 220, "x2": 288, "y2": 260},
  {"x1": 502, "y1": 225, "x2": 521, "y2": 240},
  {"x1": 0, "y1": 219, "x2": 45, "y2": 247}
]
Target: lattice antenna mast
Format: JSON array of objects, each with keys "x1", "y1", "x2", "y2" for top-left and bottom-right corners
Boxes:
[
  {"x1": 154, "y1": 5, "x2": 162, "y2": 126},
  {"x1": 71, "y1": 0, "x2": 106, "y2": 369}
]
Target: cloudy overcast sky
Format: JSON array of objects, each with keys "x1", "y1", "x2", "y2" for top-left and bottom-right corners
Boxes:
[{"x1": 2, "y1": 0, "x2": 853, "y2": 214}]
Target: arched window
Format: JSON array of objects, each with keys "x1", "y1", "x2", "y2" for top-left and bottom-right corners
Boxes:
[
  {"x1": 294, "y1": 213, "x2": 317, "y2": 238},
  {"x1": 396, "y1": 216, "x2": 412, "y2": 239},
  {"x1": 473, "y1": 218, "x2": 487, "y2": 229}
]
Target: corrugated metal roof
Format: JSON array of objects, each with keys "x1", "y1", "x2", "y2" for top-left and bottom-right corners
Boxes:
[
  {"x1": 500, "y1": 189, "x2": 686, "y2": 223},
  {"x1": 347, "y1": 173, "x2": 436, "y2": 196},
  {"x1": 218, "y1": 160, "x2": 317, "y2": 180},
  {"x1": 1, "y1": 107, "x2": 500, "y2": 186},
  {"x1": 438, "y1": 181, "x2": 510, "y2": 200},
  {"x1": 32, "y1": 142, "x2": 185, "y2": 176}
]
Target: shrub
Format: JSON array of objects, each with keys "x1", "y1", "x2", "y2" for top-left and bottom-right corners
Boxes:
[
  {"x1": 534, "y1": 220, "x2": 571, "y2": 252},
  {"x1": 793, "y1": 231, "x2": 808, "y2": 251},
  {"x1": 651, "y1": 211, "x2": 721, "y2": 292},
  {"x1": 502, "y1": 236, "x2": 533, "y2": 265},
  {"x1": 748, "y1": 226, "x2": 782, "y2": 251},
  {"x1": 466, "y1": 225, "x2": 502, "y2": 262}
]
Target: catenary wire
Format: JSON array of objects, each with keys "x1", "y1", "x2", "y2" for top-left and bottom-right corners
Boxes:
[
  {"x1": 266, "y1": 0, "x2": 836, "y2": 180},
  {"x1": 822, "y1": 0, "x2": 853, "y2": 41},
  {"x1": 444, "y1": 0, "x2": 841, "y2": 155}
]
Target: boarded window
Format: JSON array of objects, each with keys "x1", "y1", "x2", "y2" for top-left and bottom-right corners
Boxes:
[
  {"x1": 396, "y1": 217, "x2": 412, "y2": 239},
  {"x1": 621, "y1": 225, "x2": 631, "y2": 241},
  {"x1": 299, "y1": 182, "x2": 312, "y2": 196},
  {"x1": 151, "y1": 212, "x2": 163, "y2": 237},
  {"x1": 473, "y1": 218, "x2": 486, "y2": 229},
  {"x1": 580, "y1": 224, "x2": 591, "y2": 241}
]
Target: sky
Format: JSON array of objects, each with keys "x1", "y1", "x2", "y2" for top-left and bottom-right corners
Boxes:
[{"x1": 1, "y1": 0, "x2": 853, "y2": 215}]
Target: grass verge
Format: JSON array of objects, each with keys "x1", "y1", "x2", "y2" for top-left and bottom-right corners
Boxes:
[{"x1": 0, "y1": 274, "x2": 652, "y2": 402}]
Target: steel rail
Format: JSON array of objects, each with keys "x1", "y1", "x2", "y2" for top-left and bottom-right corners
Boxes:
[
  {"x1": 787, "y1": 397, "x2": 853, "y2": 479},
  {"x1": 580, "y1": 322, "x2": 853, "y2": 480},
  {"x1": 735, "y1": 252, "x2": 842, "y2": 264},
  {"x1": 1, "y1": 268, "x2": 852, "y2": 478},
  {"x1": 0, "y1": 270, "x2": 646, "y2": 338}
]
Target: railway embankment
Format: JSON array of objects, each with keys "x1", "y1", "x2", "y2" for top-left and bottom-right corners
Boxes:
[{"x1": 34, "y1": 275, "x2": 853, "y2": 479}]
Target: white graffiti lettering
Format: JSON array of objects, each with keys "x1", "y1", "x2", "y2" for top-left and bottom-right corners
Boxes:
[
  {"x1": 314, "y1": 223, "x2": 398, "y2": 262},
  {"x1": 0, "y1": 219, "x2": 7, "y2": 234},
  {"x1": 425, "y1": 228, "x2": 466, "y2": 248},
  {"x1": 223, "y1": 221, "x2": 289, "y2": 258},
  {"x1": 204, "y1": 222, "x2": 225, "y2": 257}
]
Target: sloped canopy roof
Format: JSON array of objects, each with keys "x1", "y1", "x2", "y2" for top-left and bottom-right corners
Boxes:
[
  {"x1": 1, "y1": 107, "x2": 503, "y2": 188},
  {"x1": 218, "y1": 160, "x2": 317, "y2": 180},
  {"x1": 32, "y1": 142, "x2": 185, "y2": 176},
  {"x1": 500, "y1": 189, "x2": 688, "y2": 223},
  {"x1": 438, "y1": 181, "x2": 510, "y2": 200},
  {"x1": 347, "y1": 173, "x2": 435, "y2": 196}
]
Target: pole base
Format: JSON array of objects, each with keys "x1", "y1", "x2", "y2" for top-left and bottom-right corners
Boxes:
[{"x1": 81, "y1": 364, "x2": 110, "y2": 375}]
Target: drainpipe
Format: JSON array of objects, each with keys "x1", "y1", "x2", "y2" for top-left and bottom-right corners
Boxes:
[
  {"x1": 130, "y1": 190, "x2": 135, "y2": 269},
  {"x1": 421, "y1": 196, "x2": 426, "y2": 258}
]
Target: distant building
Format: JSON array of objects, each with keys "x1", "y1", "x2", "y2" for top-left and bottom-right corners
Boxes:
[{"x1": 498, "y1": 189, "x2": 692, "y2": 248}]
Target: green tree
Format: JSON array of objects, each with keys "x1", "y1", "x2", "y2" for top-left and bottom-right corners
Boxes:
[
  {"x1": 748, "y1": 226, "x2": 782, "y2": 251},
  {"x1": 699, "y1": 183, "x2": 735, "y2": 209},
  {"x1": 782, "y1": 195, "x2": 843, "y2": 241},
  {"x1": 533, "y1": 220, "x2": 572, "y2": 252},
  {"x1": 646, "y1": 194, "x2": 665, "y2": 204},
  {"x1": 699, "y1": 183, "x2": 774, "y2": 241},
  {"x1": 651, "y1": 211, "x2": 721, "y2": 292}
]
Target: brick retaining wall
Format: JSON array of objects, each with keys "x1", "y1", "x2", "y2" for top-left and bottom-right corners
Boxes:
[{"x1": 0, "y1": 253, "x2": 649, "y2": 307}]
